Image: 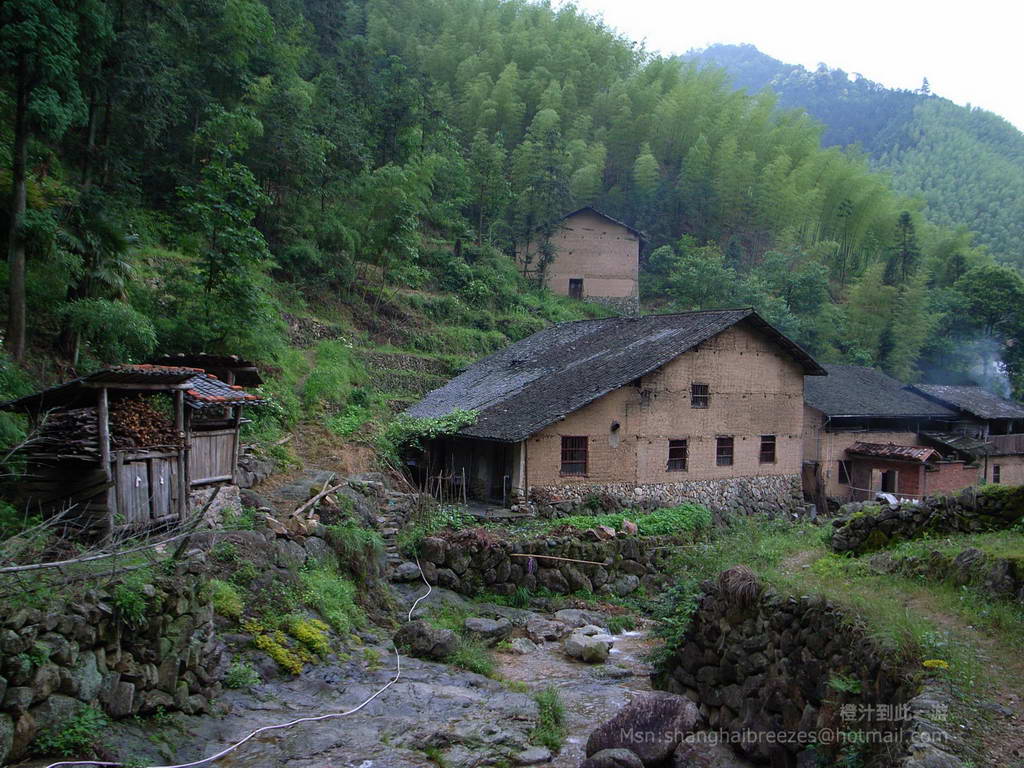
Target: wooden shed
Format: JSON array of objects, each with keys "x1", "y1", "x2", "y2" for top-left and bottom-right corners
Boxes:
[{"x1": 1, "y1": 364, "x2": 266, "y2": 538}]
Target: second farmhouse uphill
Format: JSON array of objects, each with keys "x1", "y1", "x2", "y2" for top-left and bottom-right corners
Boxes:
[{"x1": 406, "y1": 308, "x2": 825, "y2": 517}]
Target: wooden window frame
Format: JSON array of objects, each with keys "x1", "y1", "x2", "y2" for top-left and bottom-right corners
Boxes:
[
  {"x1": 759, "y1": 435, "x2": 776, "y2": 464},
  {"x1": 837, "y1": 460, "x2": 851, "y2": 485},
  {"x1": 716, "y1": 436, "x2": 734, "y2": 466},
  {"x1": 691, "y1": 382, "x2": 710, "y2": 409},
  {"x1": 667, "y1": 439, "x2": 688, "y2": 472},
  {"x1": 568, "y1": 278, "x2": 583, "y2": 299},
  {"x1": 560, "y1": 435, "x2": 588, "y2": 476},
  {"x1": 993, "y1": 464, "x2": 1001, "y2": 484}
]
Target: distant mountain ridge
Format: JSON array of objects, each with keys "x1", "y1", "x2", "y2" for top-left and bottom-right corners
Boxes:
[{"x1": 683, "y1": 44, "x2": 1024, "y2": 268}]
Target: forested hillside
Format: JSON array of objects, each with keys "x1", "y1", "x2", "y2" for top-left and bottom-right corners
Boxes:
[
  {"x1": 686, "y1": 43, "x2": 1024, "y2": 270},
  {"x1": 3, "y1": 0, "x2": 1024, "y2": 442}
]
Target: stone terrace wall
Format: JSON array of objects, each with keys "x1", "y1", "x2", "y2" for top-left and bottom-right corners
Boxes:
[
  {"x1": 654, "y1": 569, "x2": 960, "y2": 767},
  {"x1": 409, "y1": 531, "x2": 679, "y2": 598},
  {"x1": 831, "y1": 485, "x2": 1024, "y2": 555},
  {"x1": 0, "y1": 554, "x2": 224, "y2": 764},
  {"x1": 531, "y1": 474, "x2": 803, "y2": 520},
  {"x1": 869, "y1": 547, "x2": 1024, "y2": 604}
]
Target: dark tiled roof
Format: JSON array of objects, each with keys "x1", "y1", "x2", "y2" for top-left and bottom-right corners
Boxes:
[
  {"x1": 847, "y1": 442, "x2": 937, "y2": 463},
  {"x1": 562, "y1": 206, "x2": 647, "y2": 241},
  {"x1": 406, "y1": 309, "x2": 825, "y2": 442},
  {"x1": 910, "y1": 384, "x2": 1024, "y2": 420},
  {"x1": 184, "y1": 373, "x2": 266, "y2": 409},
  {"x1": 804, "y1": 365, "x2": 955, "y2": 418},
  {"x1": 919, "y1": 431, "x2": 991, "y2": 457},
  {"x1": 0, "y1": 365, "x2": 205, "y2": 413}
]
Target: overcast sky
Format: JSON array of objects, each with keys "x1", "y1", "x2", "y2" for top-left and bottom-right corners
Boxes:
[{"x1": 564, "y1": 0, "x2": 1024, "y2": 131}]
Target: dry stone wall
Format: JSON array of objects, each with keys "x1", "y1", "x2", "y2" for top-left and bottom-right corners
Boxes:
[
  {"x1": 653, "y1": 569, "x2": 962, "y2": 767},
  {"x1": 0, "y1": 554, "x2": 224, "y2": 764},
  {"x1": 531, "y1": 474, "x2": 802, "y2": 520},
  {"x1": 830, "y1": 485, "x2": 1024, "y2": 555},
  {"x1": 410, "y1": 531, "x2": 680, "y2": 598}
]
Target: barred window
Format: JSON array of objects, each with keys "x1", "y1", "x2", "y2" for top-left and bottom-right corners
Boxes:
[
  {"x1": 993, "y1": 465, "x2": 1001, "y2": 484},
  {"x1": 716, "y1": 436, "x2": 734, "y2": 466},
  {"x1": 667, "y1": 439, "x2": 688, "y2": 471},
  {"x1": 691, "y1": 383, "x2": 710, "y2": 408},
  {"x1": 759, "y1": 435, "x2": 776, "y2": 464},
  {"x1": 560, "y1": 436, "x2": 588, "y2": 476},
  {"x1": 837, "y1": 460, "x2": 851, "y2": 485}
]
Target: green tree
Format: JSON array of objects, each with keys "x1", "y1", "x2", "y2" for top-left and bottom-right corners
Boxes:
[{"x1": 0, "y1": 0, "x2": 110, "y2": 359}]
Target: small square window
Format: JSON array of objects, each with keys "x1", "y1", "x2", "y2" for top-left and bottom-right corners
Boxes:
[
  {"x1": 667, "y1": 439, "x2": 688, "y2": 471},
  {"x1": 716, "y1": 436, "x2": 734, "y2": 466},
  {"x1": 691, "y1": 383, "x2": 709, "y2": 408},
  {"x1": 568, "y1": 278, "x2": 583, "y2": 299},
  {"x1": 759, "y1": 435, "x2": 776, "y2": 464},
  {"x1": 993, "y1": 465, "x2": 1001, "y2": 484},
  {"x1": 560, "y1": 436, "x2": 588, "y2": 476},
  {"x1": 837, "y1": 460, "x2": 851, "y2": 485}
]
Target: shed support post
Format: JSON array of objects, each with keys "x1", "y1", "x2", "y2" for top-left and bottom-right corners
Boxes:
[
  {"x1": 230, "y1": 406, "x2": 243, "y2": 484},
  {"x1": 97, "y1": 386, "x2": 114, "y2": 542},
  {"x1": 175, "y1": 389, "x2": 187, "y2": 520}
]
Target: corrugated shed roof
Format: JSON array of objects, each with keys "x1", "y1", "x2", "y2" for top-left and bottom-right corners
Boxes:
[
  {"x1": 919, "y1": 431, "x2": 992, "y2": 457},
  {"x1": 184, "y1": 373, "x2": 266, "y2": 409},
  {"x1": 848, "y1": 442, "x2": 938, "y2": 462},
  {"x1": 910, "y1": 384, "x2": 1024, "y2": 420},
  {"x1": 150, "y1": 353, "x2": 263, "y2": 386},
  {"x1": 406, "y1": 308, "x2": 825, "y2": 442},
  {"x1": 804, "y1": 364, "x2": 955, "y2": 418}
]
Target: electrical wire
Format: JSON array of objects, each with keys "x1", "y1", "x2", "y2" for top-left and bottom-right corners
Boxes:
[{"x1": 42, "y1": 556, "x2": 433, "y2": 768}]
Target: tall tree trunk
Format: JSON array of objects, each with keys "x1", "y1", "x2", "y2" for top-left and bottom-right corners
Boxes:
[{"x1": 6, "y1": 62, "x2": 29, "y2": 362}]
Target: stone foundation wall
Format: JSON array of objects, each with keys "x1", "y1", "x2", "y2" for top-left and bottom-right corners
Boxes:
[
  {"x1": 831, "y1": 485, "x2": 1024, "y2": 555},
  {"x1": 411, "y1": 531, "x2": 680, "y2": 598},
  {"x1": 653, "y1": 569, "x2": 961, "y2": 767},
  {"x1": 584, "y1": 295, "x2": 639, "y2": 316},
  {"x1": 0, "y1": 554, "x2": 224, "y2": 763},
  {"x1": 869, "y1": 546, "x2": 1024, "y2": 603},
  {"x1": 530, "y1": 474, "x2": 803, "y2": 519}
]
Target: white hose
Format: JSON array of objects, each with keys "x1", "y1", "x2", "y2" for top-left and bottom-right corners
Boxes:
[{"x1": 42, "y1": 556, "x2": 433, "y2": 768}]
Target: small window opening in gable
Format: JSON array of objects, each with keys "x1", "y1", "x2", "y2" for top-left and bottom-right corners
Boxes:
[
  {"x1": 691, "y1": 383, "x2": 710, "y2": 408},
  {"x1": 667, "y1": 439, "x2": 688, "y2": 472},
  {"x1": 759, "y1": 435, "x2": 776, "y2": 464},
  {"x1": 716, "y1": 436, "x2": 734, "y2": 466},
  {"x1": 560, "y1": 436, "x2": 588, "y2": 476}
]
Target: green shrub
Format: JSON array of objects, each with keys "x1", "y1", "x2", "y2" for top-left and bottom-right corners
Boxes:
[
  {"x1": 299, "y1": 566, "x2": 365, "y2": 634},
  {"x1": 397, "y1": 504, "x2": 472, "y2": 555},
  {"x1": 302, "y1": 340, "x2": 366, "y2": 416},
  {"x1": 447, "y1": 637, "x2": 496, "y2": 677},
  {"x1": 224, "y1": 660, "x2": 261, "y2": 689},
  {"x1": 530, "y1": 687, "x2": 566, "y2": 752},
  {"x1": 209, "y1": 579, "x2": 244, "y2": 619},
  {"x1": 552, "y1": 503, "x2": 712, "y2": 537},
  {"x1": 606, "y1": 614, "x2": 637, "y2": 635},
  {"x1": 112, "y1": 574, "x2": 151, "y2": 627},
  {"x1": 326, "y1": 523, "x2": 385, "y2": 581},
  {"x1": 34, "y1": 705, "x2": 109, "y2": 757}
]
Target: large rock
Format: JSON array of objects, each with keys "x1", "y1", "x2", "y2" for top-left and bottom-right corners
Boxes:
[
  {"x1": 463, "y1": 617, "x2": 512, "y2": 646},
  {"x1": 581, "y1": 748, "x2": 645, "y2": 768},
  {"x1": 509, "y1": 638, "x2": 539, "y2": 655},
  {"x1": 564, "y1": 631, "x2": 612, "y2": 663},
  {"x1": 394, "y1": 620, "x2": 458, "y2": 661},
  {"x1": 554, "y1": 608, "x2": 605, "y2": 628},
  {"x1": 0, "y1": 714, "x2": 12, "y2": 766},
  {"x1": 526, "y1": 617, "x2": 567, "y2": 643},
  {"x1": 585, "y1": 695, "x2": 700, "y2": 766},
  {"x1": 420, "y1": 537, "x2": 448, "y2": 565},
  {"x1": 610, "y1": 574, "x2": 640, "y2": 597},
  {"x1": 515, "y1": 746, "x2": 552, "y2": 765},
  {"x1": 392, "y1": 562, "x2": 423, "y2": 583}
]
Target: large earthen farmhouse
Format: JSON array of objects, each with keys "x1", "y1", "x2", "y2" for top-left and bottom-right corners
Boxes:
[{"x1": 407, "y1": 309, "x2": 825, "y2": 515}]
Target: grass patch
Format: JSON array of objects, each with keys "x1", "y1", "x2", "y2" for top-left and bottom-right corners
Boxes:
[
  {"x1": 530, "y1": 687, "x2": 566, "y2": 753},
  {"x1": 34, "y1": 705, "x2": 109, "y2": 757},
  {"x1": 325, "y1": 523, "x2": 385, "y2": 581},
  {"x1": 224, "y1": 660, "x2": 261, "y2": 689},
  {"x1": 208, "y1": 579, "x2": 244, "y2": 620},
  {"x1": 606, "y1": 614, "x2": 637, "y2": 635},
  {"x1": 447, "y1": 636, "x2": 496, "y2": 677},
  {"x1": 303, "y1": 339, "x2": 366, "y2": 416},
  {"x1": 396, "y1": 504, "x2": 473, "y2": 556},
  {"x1": 299, "y1": 565, "x2": 365, "y2": 634}
]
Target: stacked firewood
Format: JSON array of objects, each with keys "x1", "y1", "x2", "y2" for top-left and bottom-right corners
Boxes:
[
  {"x1": 110, "y1": 397, "x2": 181, "y2": 449},
  {"x1": 32, "y1": 408, "x2": 101, "y2": 457}
]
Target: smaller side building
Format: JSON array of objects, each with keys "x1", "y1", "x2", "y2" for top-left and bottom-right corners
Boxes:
[
  {"x1": 803, "y1": 365, "x2": 976, "y2": 504},
  {"x1": 910, "y1": 384, "x2": 1024, "y2": 485},
  {"x1": 518, "y1": 206, "x2": 642, "y2": 315}
]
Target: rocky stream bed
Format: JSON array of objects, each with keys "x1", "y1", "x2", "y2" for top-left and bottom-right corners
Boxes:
[{"x1": 73, "y1": 585, "x2": 750, "y2": 768}]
